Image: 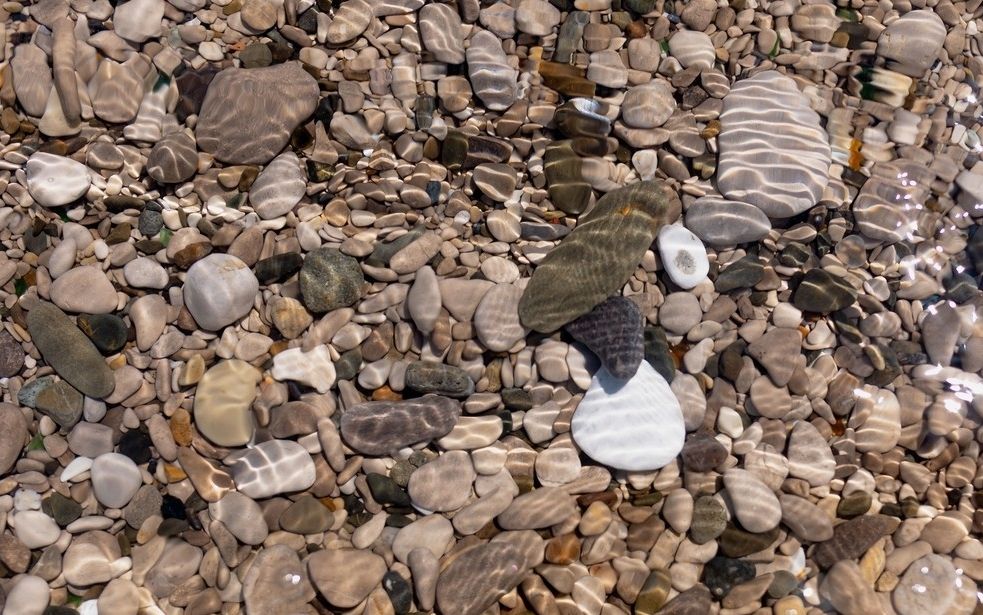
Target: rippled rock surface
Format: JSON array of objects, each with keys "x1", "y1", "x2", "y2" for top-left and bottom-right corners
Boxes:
[{"x1": 717, "y1": 70, "x2": 831, "y2": 218}]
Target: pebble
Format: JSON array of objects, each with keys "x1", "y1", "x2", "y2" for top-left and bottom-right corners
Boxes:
[
  {"x1": 565, "y1": 296, "x2": 644, "y2": 380},
  {"x1": 622, "y1": 81, "x2": 676, "y2": 129},
  {"x1": 208, "y1": 492, "x2": 269, "y2": 545},
  {"x1": 123, "y1": 257, "x2": 169, "y2": 289},
  {"x1": 249, "y1": 151, "x2": 306, "y2": 219},
  {"x1": 341, "y1": 395, "x2": 461, "y2": 455},
  {"x1": 819, "y1": 560, "x2": 883, "y2": 615},
  {"x1": 229, "y1": 439, "x2": 316, "y2": 499},
  {"x1": 90, "y1": 453, "x2": 142, "y2": 508},
  {"x1": 668, "y1": 30, "x2": 716, "y2": 70},
  {"x1": 25, "y1": 153, "x2": 92, "y2": 207},
  {"x1": 50, "y1": 266, "x2": 118, "y2": 314},
  {"x1": 196, "y1": 63, "x2": 319, "y2": 164},
  {"x1": 746, "y1": 327, "x2": 800, "y2": 386},
  {"x1": 684, "y1": 197, "x2": 772, "y2": 246},
  {"x1": 14, "y1": 510, "x2": 61, "y2": 548},
  {"x1": 183, "y1": 254, "x2": 259, "y2": 330},
  {"x1": 0, "y1": 330, "x2": 25, "y2": 377},
  {"x1": 659, "y1": 292, "x2": 702, "y2": 334},
  {"x1": 717, "y1": 71, "x2": 831, "y2": 217},
  {"x1": 793, "y1": 269, "x2": 857, "y2": 313},
  {"x1": 407, "y1": 450, "x2": 475, "y2": 512},
  {"x1": 658, "y1": 224, "x2": 710, "y2": 289},
  {"x1": 28, "y1": 303, "x2": 115, "y2": 399},
  {"x1": 515, "y1": 0, "x2": 560, "y2": 36},
  {"x1": 35, "y1": 379, "x2": 83, "y2": 428},
  {"x1": 519, "y1": 181, "x2": 680, "y2": 332},
  {"x1": 813, "y1": 515, "x2": 898, "y2": 569},
  {"x1": 308, "y1": 548, "x2": 387, "y2": 608},
  {"x1": 325, "y1": 0, "x2": 372, "y2": 43},
  {"x1": 147, "y1": 131, "x2": 198, "y2": 184},
  {"x1": 467, "y1": 32, "x2": 518, "y2": 111},
  {"x1": 436, "y1": 541, "x2": 529, "y2": 614},
  {"x1": 405, "y1": 361, "x2": 475, "y2": 397},
  {"x1": 892, "y1": 554, "x2": 961, "y2": 614},
  {"x1": 299, "y1": 248, "x2": 364, "y2": 313},
  {"x1": 877, "y1": 9, "x2": 946, "y2": 76},
  {"x1": 572, "y1": 361, "x2": 685, "y2": 471},
  {"x1": 193, "y1": 359, "x2": 260, "y2": 447},
  {"x1": 419, "y1": 3, "x2": 465, "y2": 63},
  {"x1": 786, "y1": 420, "x2": 835, "y2": 486},
  {"x1": 723, "y1": 469, "x2": 782, "y2": 533},
  {"x1": 113, "y1": 0, "x2": 164, "y2": 42}
]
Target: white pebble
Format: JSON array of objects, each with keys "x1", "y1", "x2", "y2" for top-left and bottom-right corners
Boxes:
[{"x1": 658, "y1": 224, "x2": 709, "y2": 289}]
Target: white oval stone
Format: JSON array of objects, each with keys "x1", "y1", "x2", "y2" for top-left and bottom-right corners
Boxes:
[
  {"x1": 183, "y1": 253, "x2": 259, "y2": 331},
  {"x1": 571, "y1": 361, "x2": 685, "y2": 471},
  {"x1": 90, "y1": 452, "x2": 142, "y2": 508},
  {"x1": 249, "y1": 152, "x2": 306, "y2": 219},
  {"x1": 657, "y1": 224, "x2": 709, "y2": 289},
  {"x1": 26, "y1": 152, "x2": 92, "y2": 208},
  {"x1": 49, "y1": 266, "x2": 118, "y2": 314}
]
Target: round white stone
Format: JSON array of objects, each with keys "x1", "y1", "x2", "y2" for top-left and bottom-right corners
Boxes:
[
  {"x1": 14, "y1": 510, "x2": 61, "y2": 548},
  {"x1": 183, "y1": 253, "x2": 259, "y2": 331},
  {"x1": 25, "y1": 152, "x2": 92, "y2": 208},
  {"x1": 572, "y1": 361, "x2": 685, "y2": 471},
  {"x1": 657, "y1": 223, "x2": 709, "y2": 290},
  {"x1": 90, "y1": 453, "x2": 142, "y2": 509}
]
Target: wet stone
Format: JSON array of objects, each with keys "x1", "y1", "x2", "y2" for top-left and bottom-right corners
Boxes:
[
  {"x1": 299, "y1": 248, "x2": 364, "y2": 313},
  {"x1": 793, "y1": 269, "x2": 857, "y2": 313},
  {"x1": 715, "y1": 256, "x2": 764, "y2": 292},
  {"x1": 703, "y1": 556, "x2": 756, "y2": 599},
  {"x1": 254, "y1": 252, "x2": 303, "y2": 285},
  {"x1": 564, "y1": 296, "x2": 644, "y2": 380},
  {"x1": 643, "y1": 326, "x2": 675, "y2": 384},
  {"x1": 690, "y1": 495, "x2": 727, "y2": 544},
  {"x1": 340, "y1": 395, "x2": 462, "y2": 455},
  {"x1": 719, "y1": 524, "x2": 780, "y2": 558},
  {"x1": 813, "y1": 514, "x2": 898, "y2": 569},
  {"x1": 404, "y1": 361, "x2": 475, "y2": 398},
  {"x1": 77, "y1": 314, "x2": 129, "y2": 355}
]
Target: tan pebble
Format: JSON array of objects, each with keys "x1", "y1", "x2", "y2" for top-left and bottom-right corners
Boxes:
[
  {"x1": 545, "y1": 533, "x2": 580, "y2": 565},
  {"x1": 169, "y1": 408, "x2": 193, "y2": 446},
  {"x1": 579, "y1": 501, "x2": 612, "y2": 536},
  {"x1": 773, "y1": 595, "x2": 806, "y2": 615},
  {"x1": 858, "y1": 539, "x2": 886, "y2": 585}
]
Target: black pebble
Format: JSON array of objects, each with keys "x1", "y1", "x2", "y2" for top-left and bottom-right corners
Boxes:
[
  {"x1": 382, "y1": 572, "x2": 413, "y2": 615},
  {"x1": 161, "y1": 494, "x2": 187, "y2": 520},
  {"x1": 118, "y1": 430, "x2": 153, "y2": 465}
]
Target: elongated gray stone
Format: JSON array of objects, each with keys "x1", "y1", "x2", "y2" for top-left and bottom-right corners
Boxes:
[
  {"x1": 518, "y1": 181, "x2": 680, "y2": 333},
  {"x1": 340, "y1": 395, "x2": 462, "y2": 455},
  {"x1": 28, "y1": 303, "x2": 115, "y2": 399}
]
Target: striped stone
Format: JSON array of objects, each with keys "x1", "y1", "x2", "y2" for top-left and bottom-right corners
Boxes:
[
  {"x1": 779, "y1": 494, "x2": 833, "y2": 542},
  {"x1": 419, "y1": 3, "x2": 465, "y2": 64},
  {"x1": 684, "y1": 197, "x2": 771, "y2": 246},
  {"x1": 723, "y1": 469, "x2": 781, "y2": 533},
  {"x1": 876, "y1": 9, "x2": 946, "y2": 77},
  {"x1": 147, "y1": 131, "x2": 197, "y2": 184},
  {"x1": 786, "y1": 421, "x2": 835, "y2": 487},
  {"x1": 717, "y1": 71, "x2": 831, "y2": 218},
  {"x1": 467, "y1": 30, "x2": 517, "y2": 111}
]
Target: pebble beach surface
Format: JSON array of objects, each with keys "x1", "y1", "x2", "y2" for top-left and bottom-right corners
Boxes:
[{"x1": 0, "y1": 0, "x2": 981, "y2": 614}]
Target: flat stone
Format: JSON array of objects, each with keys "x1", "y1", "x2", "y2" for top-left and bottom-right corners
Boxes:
[
  {"x1": 340, "y1": 395, "x2": 461, "y2": 455},
  {"x1": 308, "y1": 548, "x2": 387, "y2": 608},
  {"x1": 819, "y1": 561, "x2": 883, "y2": 615},
  {"x1": 208, "y1": 492, "x2": 269, "y2": 544},
  {"x1": 194, "y1": 359, "x2": 260, "y2": 447},
  {"x1": 279, "y1": 495, "x2": 332, "y2": 534},
  {"x1": 474, "y1": 283, "x2": 527, "y2": 352},
  {"x1": 407, "y1": 450, "x2": 475, "y2": 512},
  {"x1": 717, "y1": 71, "x2": 831, "y2": 217},
  {"x1": 893, "y1": 554, "x2": 961, "y2": 614},
  {"x1": 299, "y1": 248, "x2": 364, "y2": 313},
  {"x1": 77, "y1": 314, "x2": 129, "y2": 354},
  {"x1": 0, "y1": 403, "x2": 28, "y2": 476},
  {"x1": 418, "y1": 3, "x2": 465, "y2": 63},
  {"x1": 196, "y1": 63, "x2": 319, "y2": 164},
  {"x1": 35, "y1": 379, "x2": 83, "y2": 429},
  {"x1": 147, "y1": 131, "x2": 197, "y2": 184},
  {"x1": 685, "y1": 197, "x2": 772, "y2": 246},
  {"x1": 571, "y1": 361, "x2": 685, "y2": 471},
  {"x1": 564, "y1": 296, "x2": 644, "y2": 380},
  {"x1": 793, "y1": 269, "x2": 857, "y2": 313},
  {"x1": 249, "y1": 151, "x2": 306, "y2": 219},
  {"x1": 113, "y1": 0, "x2": 164, "y2": 42},
  {"x1": 228, "y1": 439, "x2": 316, "y2": 499},
  {"x1": 723, "y1": 469, "x2": 782, "y2": 533},
  {"x1": 703, "y1": 556, "x2": 755, "y2": 600},
  {"x1": 519, "y1": 181, "x2": 680, "y2": 333},
  {"x1": 877, "y1": 9, "x2": 946, "y2": 76},
  {"x1": 28, "y1": 303, "x2": 115, "y2": 398},
  {"x1": 243, "y1": 545, "x2": 315, "y2": 614},
  {"x1": 91, "y1": 452, "x2": 142, "y2": 508},
  {"x1": 25, "y1": 152, "x2": 91, "y2": 208},
  {"x1": 50, "y1": 266, "x2": 118, "y2": 314},
  {"x1": 0, "y1": 330, "x2": 24, "y2": 377},
  {"x1": 681, "y1": 432, "x2": 728, "y2": 472},
  {"x1": 123, "y1": 484, "x2": 162, "y2": 530},
  {"x1": 436, "y1": 541, "x2": 529, "y2": 614},
  {"x1": 690, "y1": 495, "x2": 727, "y2": 544},
  {"x1": 786, "y1": 420, "x2": 835, "y2": 487},
  {"x1": 467, "y1": 32, "x2": 518, "y2": 111},
  {"x1": 813, "y1": 515, "x2": 898, "y2": 569},
  {"x1": 14, "y1": 510, "x2": 61, "y2": 549},
  {"x1": 405, "y1": 361, "x2": 474, "y2": 397},
  {"x1": 183, "y1": 253, "x2": 258, "y2": 330},
  {"x1": 498, "y1": 487, "x2": 577, "y2": 529},
  {"x1": 660, "y1": 585, "x2": 713, "y2": 615},
  {"x1": 255, "y1": 252, "x2": 304, "y2": 285},
  {"x1": 747, "y1": 327, "x2": 800, "y2": 386},
  {"x1": 145, "y1": 539, "x2": 203, "y2": 598},
  {"x1": 324, "y1": 0, "x2": 371, "y2": 43}
]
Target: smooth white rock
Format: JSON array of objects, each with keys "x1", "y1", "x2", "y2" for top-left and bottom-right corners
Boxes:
[
  {"x1": 249, "y1": 152, "x2": 306, "y2": 219},
  {"x1": 657, "y1": 224, "x2": 709, "y2": 289},
  {"x1": 407, "y1": 265, "x2": 441, "y2": 334},
  {"x1": 48, "y1": 238, "x2": 77, "y2": 278},
  {"x1": 271, "y1": 345, "x2": 336, "y2": 393},
  {"x1": 571, "y1": 361, "x2": 685, "y2": 471},
  {"x1": 4, "y1": 575, "x2": 49, "y2": 615},
  {"x1": 90, "y1": 453, "x2": 142, "y2": 509},
  {"x1": 183, "y1": 253, "x2": 259, "y2": 331},
  {"x1": 113, "y1": 0, "x2": 165, "y2": 42},
  {"x1": 14, "y1": 510, "x2": 61, "y2": 548},
  {"x1": 26, "y1": 152, "x2": 92, "y2": 208},
  {"x1": 123, "y1": 257, "x2": 169, "y2": 289}
]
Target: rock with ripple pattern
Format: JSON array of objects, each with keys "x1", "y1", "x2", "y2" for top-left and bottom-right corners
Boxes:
[
  {"x1": 467, "y1": 30, "x2": 517, "y2": 111},
  {"x1": 147, "y1": 131, "x2": 198, "y2": 184},
  {"x1": 228, "y1": 439, "x2": 316, "y2": 499},
  {"x1": 340, "y1": 395, "x2": 462, "y2": 455},
  {"x1": 564, "y1": 296, "x2": 643, "y2": 380},
  {"x1": 419, "y1": 3, "x2": 465, "y2": 64},
  {"x1": 518, "y1": 181, "x2": 680, "y2": 333},
  {"x1": 196, "y1": 63, "x2": 318, "y2": 164},
  {"x1": 436, "y1": 541, "x2": 530, "y2": 615},
  {"x1": 717, "y1": 70, "x2": 831, "y2": 218}
]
